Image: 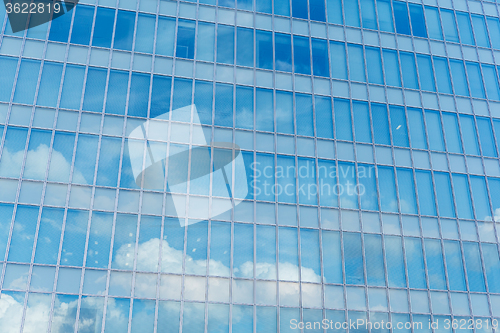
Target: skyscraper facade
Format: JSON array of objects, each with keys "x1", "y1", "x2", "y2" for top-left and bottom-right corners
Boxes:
[{"x1": 1, "y1": 0, "x2": 500, "y2": 332}]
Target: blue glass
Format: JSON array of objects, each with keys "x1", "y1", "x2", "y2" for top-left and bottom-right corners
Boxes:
[
  {"x1": 327, "y1": 0, "x2": 343, "y2": 24},
  {"x1": 92, "y1": 7, "x2": 115, "y2": 48},
  {"x1": 459, "y1": 115, "x2": 480, "y2": 155},
  {"x1": 194, "y1": 80, "x2": 213, "y2": 125},
  {"x1": 276, "y1": 91, "x2": 294, "y2": 134},
  {"x1": 71, "y1": 5, "x2": 94, "y2": 45},
  {"x1": 257, "y1": 307, "x2": 277, "y2": 333},
  {"x1": 196, "y1": 22, "x2": 215, "y2": 62},
  {"x1": 487, "y1": 17, "x2": 500, "y2": 50},
  {"x1": 424, "y1": 6, "x2": 443, "y2": 40},
  {"x1": 338, "y1": 162, "x2": 357, "y2": 209},
  {"x1": 7, "y1": 205, "x2": 39, "y2": 262},
  {"x1": 233, "y1": 224, "x2": 253, "y2": 277},
  {"x1": 407, "y1": 108, "x2": 426, "y2": 149},
  {"x1": 434, "y1": 172, "x2": 455, "y2": 218},
  {"x1": 452, "y1": 174, "x2": 473, "y2": 220},
  {"x1": 441, "y1": 9, "x2": 459, "y2": 42},
  {"x1": 131, "y1": 299, "x2": 155, "y2": 332},
  {"x1": 256, "y1": 30, "x2": 273, "y2": 70},
  {"x1": 300, "y1": 229, "x2": 321, "y2": 280},
  {"x1": 385, "y1": 236, "x2": 406, "y2": 287},
  {"x1": 322, "y1": 231, "x2": 342, "y2": 283},
  {"x1": 60, "y1": 65, "x2": 85, "y2": 110},
  {"x1": 172, "y1": 78, "x2": 192, "y2": 112},
  {"x1": 256, "y1": 88, "x2": 273, "y2": 131},
  {"x1": 400, "y1": 52, "x2": 418, "y2": 89},
  {"x1": 358, "y1": 163, "x2": 377, "y2": 211},
  {"x1": 382, "y1": 50, "x2": 401, "y2": 87},
  {"x1": 220, "y1": 0, "x2": 235, "y2": 8},
  {"x1": 13, "y1": 59, "x2": 40, "y2": 105},
  {"x1": 296, "y1": 94, "x2": 314, "y2": 136},
  {"x1": 389, "y1": 106, "x2": 409, "y2": 147},
  {"x1": 377, "y1": 0, "x2": 393, "y2": 32},
  {"x1": 433, "y1": 57, "x2": 453, "y2": 94},
  {"x1": 208, "y1": 304, "x2": 229, "y2": 333},
  {"x1": 334, "y1": 99, "x2": 352, "y2": 141},
  {"x1": 318, "y1": 160, "x2": 337, "y2": 207},
  {"x1": 378, "y1": 167, "x2": 398, "y2": 212},
  {"x1": 365, "y1": 47, "x2": 383, "y2": 85},
  {"x1": 489, "y1": 176, "x2": 500, "y2": 218},
  {"x1": 232, "y1": 305, "x2": 253, "y2": 333},
  {"x1": 463, "y1": 242, "x2": 486, "y2": 292},
  {"x1": 183, "y1": 303, "x2": 205, "y2": 333},
  {"x1": 364, "y1": 234, "x2": 385, "y2": 286},
  {"x1": 217, "y1": 25, "x2": 235, "y2": 64},
  {"x1": 450, "y1": 60, "x2": 469, "y2": 96},
  {"x1": 236, "y1": 86, "x2": 253, "y2": 130},
  {"x1": 86, "y1": 212, "x2": 113, "y2": 268},
  {"x1": 256, "y1": 225, "x2": 276, "y2": 279},
  {"x1": 186, "y1": 221, "x2": 208, "y2": 272},
  {"x1": 24, "y1": 129, "x2": 51, "y2": 180},
  {"x1": 275, "y1": 33, "x2": 292, "y2": 72},
  {"x1": 456, "y1": 12, "x2": 474, "y2": 45},
  {"x1": 237, "y1": 28, "x2": 254, "y2": 67},
  {"x1": 330, "y1": 41, "x2": 348, "y2": 80},
  {"x1": 348, "y1": 44, "x2": 366, "y2": 82},
  {"x1": 0, "y1": 56, "x2": 19, "y2": 102},
  {"x1": 60, "y1": 210, "x2": 89, "y2": 266},
  {"x1": 397, "y1": 168, "x2": 417, "y2": 214},
  {"x1": 37, "y1": 61, "x2": 63, "y2": 107},
  {"x1": 255, "y1": 153, "x2": 274, "y2": 201},
  {"x1": 128, "y1": 73, "x2": 150, "y2": 118},
  {"x1": 470, "y1": 176, "x2": 492, "y2": 220},
  {"x1": 315, "y1": 96, "x2": 333, "y2": 139},
  {"x1": 298, "y1": 158, "x2": 317, "y2": 205},
  {"x1": 416, "y1": 55, "x2": 435, "y2": 92},
  {"x1": 409, "y1": 4, "x2": 426, "y2": 37},
  {"x1": 111, "y1": 214, "x2": 137, "y2": 269},
  {"x1": 405, "y1": 237, "x2": 426, "y2": 289},
  {"x1": 443, "y1": 241, "x2": 466, "y2": 291},
  {"x1": 344, "y1": 232, "x2": 364, "y2": 285},
  {"x1": 425, "y1": 111, "x2": 445, "y2": 151},
  {"x1": 292, "y1": 0, "x2": 308, "y2": 19},
  {"x1": 360, "y1": 0, "x2": 377, "y2": 29},
  {"x1": 424, "y1": 239, "x2": 447, "y2": 290},
  {"x1": 279, "y1": 227, "x2": 299, "y2": 280},
  {"x1": 393, "y1": 1, "x2": 411, "y2": 35},
  {"x1": 177, "y1": 19, "x2": 196, "y2": 59},
  {"x1": 114, "y1": 10, "x2": 136, "y2": 51},
  {"x1": 150, "y1": 75, "x2": 172, "y2": 118},
  {"x1": 482, "y1": 65, "x2": 500, "y2": 101},
  {"x1": 96, "y1": 137, "x2": 122, "y2": 187},
  {"x1": 312, "y1": 38, "x2": 329, "y2": 77},
  {"x1": 214, "y1": 83, "x2": 233, "y2": 127},
  {"x1": 371, "y1": 103, "x2": 390, "y2": 145},
  {"x1": 105, "y1": 70, "x2": 129, "y2": 115},
  {"x1": 344, "y1": 0, "x2": 360, "y2": 27},
  {"x1": 442, "y1": 113, "x2": 462, "y2": 153},
  {"x1": 156, "y1": 17, "x2": 176, "y2": 57},
  {"x1": 48, "y1": 8, "x2": 72, "y2": 42},
  {"x1": 353, "y1": 102, "x2": 371, "y2": 143},
  {"x1": 238, "y1": 0, "x2": 252, "y2": 10},
  {"x1": 415, "y1": 171, "x2": 436, "y2": 216},
  {"x1": 293, "y1": 35, "x2": 311, "y2": 75},
  {"x1": 0, "y1": 204, "x2": 14, "y2": 261},
  {"x1": 135, "y1": 14, "x2": 155, "y2": 53},
  {"x1": 256, "y1": 0, "x2": 271, "y2": 13},
  {"x1": 310, "y1": 0, "x2": 326, "y2": 21},
  {"x1": 482, "y1": 243, "x2": 500, "y2": 293},
  {"x1": 0, "y1": 127, "x2": 28, "y2": 178},
  {"x1": 471, "y1": 15, "x2": 489, "y2": 48},
  {"x1": 163, "y1": 218, "x2": 184, "y2": 273},
  {"x1": 83, "y1": 67, "x2": 107, "y2": 112},
  {"x1": 465, "y1": 62, "x2": 485, "y2": 99},
  {"x1": 476, "y1": 117, "x2": 497, "y2": 157},
  {"x1": 73, "y1": 134, "x2": 99, "y2": 185}
]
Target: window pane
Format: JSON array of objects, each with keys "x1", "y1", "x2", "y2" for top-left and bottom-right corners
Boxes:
[
  {"x1": 393, "y1": 1, "x2": 411, "y2": 35},
  {"x1": 275, "y1": 33, "x2": 292, "y2": 72},
  {"x1": 312, "y1": 38, "x2": 329, "y2": 77},
  {"x1": 256, "y1": 30, "x2": 273, "y2": 70},
  {"x1": 217, "y1": 25, "x2": 235, "y2": 64},
  {"x1": 176, "y1": 19, "x2": 196, "y2": 59},
  {"x1": 330, "y1": 41, "x2": 348, "y2": 80},
  {"x1": 409, "y1": 4, "x2": 426, "y2": 37},
  {"x1": 293, "y1": 35, "x2": 310, "y2": 74},
  {"x1": 377, "y1": 0, "x2": 394, "y2": 32},
  {"x1": 425, "y1": 6, "x2": 442, "y2": 40}
]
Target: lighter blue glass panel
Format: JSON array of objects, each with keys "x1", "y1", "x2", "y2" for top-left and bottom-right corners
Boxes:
[
  {"x1": 482, "y1": 243, "x2": 500, "y2": 293},
  {"x1": 383, "y1": 50, "x2": 401, "y2": 87},
  {"x1": 353, "y1": 102, "x2": 371, "y2": 143},
  {"x1": 296, "y1": 94, "x2": 314, "y2": 136},
  {"x1": 424, "y1": 239, "x2": 447, "y2": 290},
  {"x1": 234, "y1": 223, "x2": 253, "y2": 278},
  {"x1": 470, "y1": 176, "x2": 492, "y2": 220},
  {"x1": 471, "y1": 15, "x2": 489, "y2": 48},
  {"x1": 60, "y1": 210, "x2": 88, "y2": 266},
  {"x1": 482, "y1": 65, "x2": 500, "y2": 101},
  {"x1": 208, "y1": 304, "x2": 229, "y2": 333},
  {"x1": 256, "y1": 88, "x2": 273, "y2": 132},
  {"x1": 196, "y1": 22, "x2": 215, "y2": 62},
  {"x1": 210, "y1": 221, "x2": 231, "y2": 274},
  {"x1": 232, "y1": 305, "x2": 253, "y2": 333},
  {"x1": 372, "y1": 103, "x2": 390, "y2": 145},
  {"x1": 385, "y1": 236, "x2": 406, "y2": 287},
  {"x1": 489, "y1": 177, "x2": 500, "y2": 220},
  {"x1": 183, "y1": 303, "x2": 205, "y2": 333},
  {"x1": 360, "y1": 0, "x2": 377, "y2": 29},
  {"x1": 279, "y1": 227, "x2": 299, "y2": 281},
  {"x1": 114, "y1": 10, "x2": 136, "y2": 51},
  {"x1": 217, "y1": 25, "x2": 235, "y2": 64},
  {"x1": 434, "y1": 172, "x2": 455, "y2": 218},
  {"x1": 135, "y1": 14, "x2": 155, "y2": 53},
  {"x1": 150, "y1": 75, "x2": 171, "y2": 118},
  {"x1": 463, "y1": 242, "x2": 486, "y2": 292},
  {"x1": 465, "y1": 62, "x2": 485, "y2": 99},
  {"x1": 23, "y1": 129, "x2": 51, "y2": 180},
  {"x1": 255, "y1": 153, "x2": 274, "y2": 202},
  {"x1": 318, "y1": 160, "x2": 337, "y2": 207},
  {"x1": 442, "y1": 113, "x2": 462, "y2": 153},
  {"x1": 276, "y1": 91, "x2": 294, "y2": 134},
  {"x1": 335, "y1": 99, "x2": 352, "y2": 141},
  {"x1": 424, "y1": 6, "x2": 442, "y2": 40},
  {"x1": 459, "y1": 115, "x2": 480, "y2": 155},
  {"x1": 487, "y1": 17, "x2": 500, "y2": 50},
  {"x1": 338, "y1": 162, "x2": 357, "y2": 209},
  {"x1": 275, "y1": 33, "x2": 292, "y2": 72},
  {"x1": 83, "y1": 67, "x2": 107, "y2": 112},
  {"x1": 377, "y1": 0, "x2": 393, "y2": 32},
  {"x1": 327, "y1": 0, "x2": 343, "y2": 24},
  {"x1": 400, "y1": 52, "x2": 418, "y2": 89},
  {"x1": 256, "y1": 225, "x2": 276, "y2": 279},
  {"x1": 13, "y1": 59, "x2": 40, "y2": 105},
  {"x1": 96, "y1": 137, "x2": 122, "y2": 187},
  {"x1": 365, "y1": 47, "x2": 383, "y2": 85},
  {"x1": 441, "y1": 9, "x2": 459, "y2": 42},
  {"x1": 344, "y1": 232, "x2": 364, "y2": 285},
  {"x1": 348, "y1": 44, "x2": 366, "y2": 82},
  {"x1": 237, "y1": 28, "x2": 254, "y2": 67},
  {"x1": 476, "y1": 117, "x2": 497, "y2": 157},
  {"x1": 393, "y1": 1, "x2": 410, "y2": 35},
  {"x1": 105, "y1": 70, "x2": 129, "y2": 115},
  {"x1": 105, "y1": 298, "x2": 130, "y2": 333},
  {"x1": 236, "y1": 86, "x2": 253, "y2": 130},
  {"x1": 156, "y1": 17, "x2": 176, "y2": 57},
  {"x1": 378, "y1": 167, "x2": 398, "y2": 212},
  {"x1": 194, "y1": 80, "x2": 213, "y2": 125},
  {"x1": 397, "y1": 168, "x2": 417, "y2": 214},
  {"x1": 330, "y1": 41, "x2": 348, "y2": 80},
  {"x1": 215, "y1": 83, "x2": 233, "y2": 127},
  {"x1": 277, "y1": 156, "x2": 296, "y2": 204},
  {"x1": 111, "y1": 214, "x2": 137, "y2": 270},
  {"x1": 300, "y1": 229, "x2": 321, "y2": 281},
  {"x1": 456, "y1": 12, "x2": 474, "y2": 45},
  {"x1": 405, "y1": 237, "x2": 426, "y2": 289},
  {"x1": 443, "y1": 241, "x2": 466, "y2": 291},
  {"x1": 344, "y1": 0, "x2": 360, "y2": 27},
  {"x1": 0, "y1": 127, "x2": 28, "y2": 178},
  {"x1": 86, "y1": 212, "x2": 113, "y2": 269},
  {"x1": 0, "y1": 204, "x2": 14, "y2": 260},
  {"x1": 60, "y1": 65, "x2": 85, "y2": 110},
  {"x1": 128, "y1": 73, "x2": 150, "y2": 118},
  {"x1": 417, "y1": 55, "x2": 435, "y2": 92},
  {"x1": 298, "y1": 158, "x2": 317, "y2": 205},
  {"x1": 450, "y1": 60, "x2": 469, "y2": 96},
  {"x1": 322, "y1": 231, "x2": 342, "y2": 283},
  {"x1": 72, "y1": 134, "x2": 99, "y2": 185},
  {"x1": 415, "y1": 171, "x2": 436, "y2": 216},
  {"x1": 433, "y1": 57, "x2": 453, "y2": 94},
  {"x1": 389, "y1": 106, "x2": 409, "y2": 147},
  {"x1": 364, "y1": 234, "x2": 385, "y2": 286},
  {"x1": 452, "y1": 174, "x2": 473, "y2": 220},
  {"x1": 172, "y1": 78, "x2": 192, "y2": 112},
  {"x1": 315, "y1": 96, "x2": 333, "y2": 139},
  {"x1": 0, "y1": 56, "x2": 19, "y2": 102},
  {"x1": 257, "y1": 307, "x2": 277, "y2": 333},
  {"x1": 407, "y1": 108, "x2": 427, "y2": 149},
  {"x1": 358, "y1": 164, "x2": 377, "y2": 211},
  {"x1": 425, "y1": 111, "x2": 445, "y2": 151}
]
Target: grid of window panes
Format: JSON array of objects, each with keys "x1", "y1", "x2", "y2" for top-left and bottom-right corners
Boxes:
[{"x1": 1, "y1": 0, "x2": 500, "y2": 332}]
